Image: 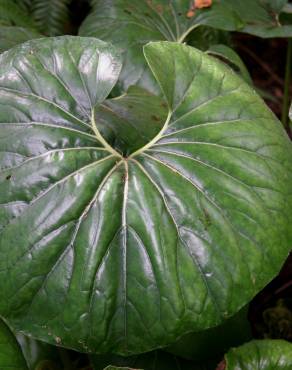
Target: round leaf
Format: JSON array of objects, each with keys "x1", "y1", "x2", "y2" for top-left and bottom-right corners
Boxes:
[
  {"x1": 0, "y1": 37, "x2": 291, "y2": 355},
  {"x1": 224, "y1": 340, "x2": 292, "y2": 370}
]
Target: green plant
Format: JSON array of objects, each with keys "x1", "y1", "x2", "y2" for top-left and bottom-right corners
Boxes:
[
  {"x1": 0, "y1": 2, "x2": 292, "y2": 369},
  {"x1": 0, "y1": 34, "x2": 291, "y2": 366},
  {"x1": 222, "y1": 339, "x2": 292, "y2": 370}
]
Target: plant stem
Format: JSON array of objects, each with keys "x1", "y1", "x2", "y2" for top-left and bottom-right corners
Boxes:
[
  {"x1": 91, "y1": 109, "x2": 122, "y2": 158},
  {"x1": 281, "y1": 38, "x2": 292, "y2": 131},
  {"x1": 58, "y1": 347, "x2": 75, "y2": 370}
]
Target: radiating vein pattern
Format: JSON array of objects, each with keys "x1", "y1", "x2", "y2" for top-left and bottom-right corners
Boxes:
[{"x1": 0, "y1": 38, "x2": 291, "y2": 356}]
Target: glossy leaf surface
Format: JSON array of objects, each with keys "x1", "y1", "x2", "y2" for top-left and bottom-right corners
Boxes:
[
  {"x1": 79, "y1": 0, "x2": 242, "y2": 93},
  {"x1": 0, "y1": 37, "x2": 291, "y2": 355},
  {"x1": 224, "y1": 340, "x2": 292, "y2": 370},
  {"x1": 0, "y1": 319, "x2": 28, "y2": 370}
]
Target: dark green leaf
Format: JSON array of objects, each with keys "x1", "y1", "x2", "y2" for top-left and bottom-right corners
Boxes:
[
  {"x1": 79, "y1": 0, "x2": 243, "y2": 94},
  {"x1": 0, "y1": 319, "x2": 28, "y2": 370},
  {"x1": 0, "y1": 38, "x2": 291, "y2": 356},
  {"x1": 32, "y1": 0, "x2": 71, "y2": 36},
  {"x1": 0, "y1": 0, "x2": 36, "y2": 28},
  {"x1": 0, "y1": 26, "x2": 42, "y2": 53},
  {"x1": 224, "y1": 340, "x2": 292, "y2": 369}
]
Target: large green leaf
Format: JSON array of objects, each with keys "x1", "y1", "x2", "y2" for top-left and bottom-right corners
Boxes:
[
  {"x1": 0, "y1": 319, "x2": 28, "y2": 370},
  {"x1": 223, "y1": 340, "x2": 292, "y2": 369},
  {"x1": 79, "y1": 0, "x2": 242, "y2": 93},
  {"x1": 0, "y1": 37, "x2": 291, "y2": 355}
]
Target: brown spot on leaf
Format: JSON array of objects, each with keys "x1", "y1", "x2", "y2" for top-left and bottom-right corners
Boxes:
[
  {"x1": 186, "y1": 9, "x2": 195, "y2": 18},
  {"x1": 6, "y1": 174, "x2": 11, "y2": 180},
  {"x1": 156, "y1": 4, "x2": 163, "y2": 13},
  {"x1": 151, "y1": 115, "x2": 160, "y2": 122}
]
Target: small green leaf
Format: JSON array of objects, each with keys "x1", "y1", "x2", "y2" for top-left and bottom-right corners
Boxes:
[{"x1": 224, "y1": 340, "x2": 292, "y2": 369}]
